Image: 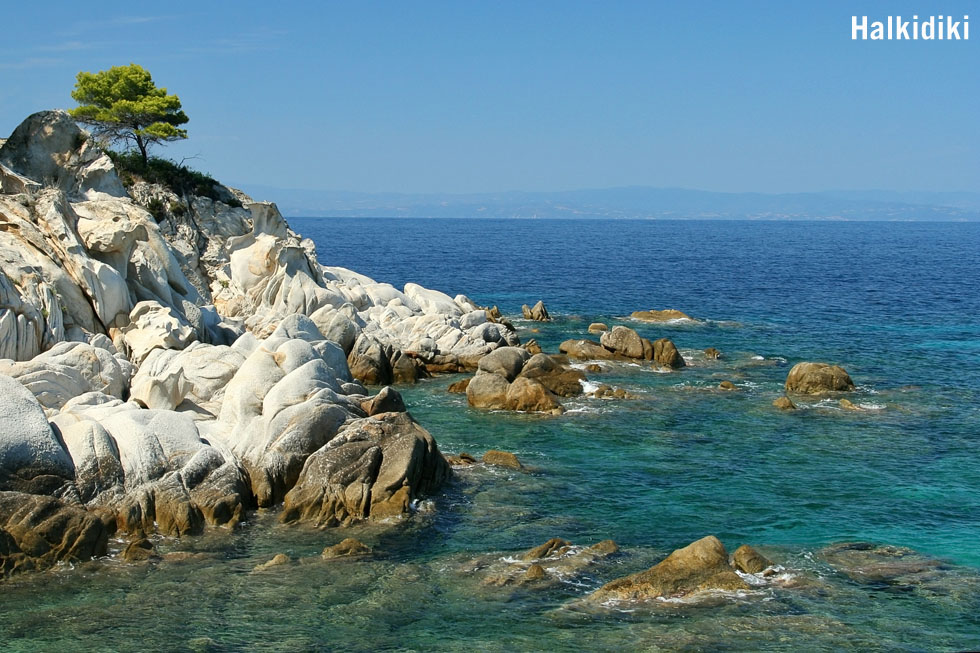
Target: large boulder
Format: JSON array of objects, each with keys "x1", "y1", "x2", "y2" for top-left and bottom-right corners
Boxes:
[
  {"x1": 347, "y1": 333, "x2": 393, "y2": 386},
  {"x1": 281, "y1": 412, "x2": 450, "y2": 527},
  {"x1": 590, "y1": 536, "x2": 748, "y2": 603},
  {"x1": 600, "y1": 325, "x2": 651, "y2": 360},
  {"x1": 0, "y1": 374, "x2": 75, "y2": 496},
  {"x1": 477, "y1": 346, "x2": 531, "y2": 382},
  {"x1": 559, "y1": 339, "x2": 619, "y2": 361},
  {"x1": 466, "y1": 372, "x2": 512, "y2": 410},
  {"x1": 653, "y1": 338, "x2": 685, "y2": 369},
  {"x1": 517, "y1": 353, "x2": 585, "y2": 397},
  {"x1": 785, "y1": 362, "x2": 855, "y2": 394},
  {"x1": 505, "y1": 377, "x2": 562, "y2": 413},
  {"x1": 0, "y1": 491, "x2": 109, "y2": 577}
]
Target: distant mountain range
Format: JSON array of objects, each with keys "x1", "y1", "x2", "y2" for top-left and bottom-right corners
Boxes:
[{"x1": 234, "y1": 185, "x2": 980, "y2": 221}]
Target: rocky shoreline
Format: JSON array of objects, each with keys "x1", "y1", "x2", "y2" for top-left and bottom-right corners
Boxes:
[{"x1": 1, "y1": 110, "x2": 878, "y2": 608}]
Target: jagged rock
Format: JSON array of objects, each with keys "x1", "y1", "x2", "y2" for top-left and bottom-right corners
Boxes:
[
  {"x1": 523, "y1": 339, "x2": 543, "y2": 356},
  {"x1": 390, "y1": 350, "x2": 426, "y2": 384},
  {"x1": 521, "y1": 300, "x2": 551, "y2": 321},
  {"x1": 446, "y1": 452, "x2": 477, "y2": 466},
  {"x1": 0, "y1": 491, "x2": 109, "y2": 577},
  {"x1": 447, "y1": 378, "x2": 470, "y2": 394},
  {"x1": 523, "y1": 537, "x2": 571, "y2": 560},
  {"x1": 280, "y1": 412, "x2": 450, "y2": 527},
  {"x1": 600, "y1": 325, "x2": 651, "y2": 360},
  {"x1": 478, "y1": 538, "x2": 619, "y2": 588},
  {"x1": 589, "y1": 536, "x2": 748, "y2": 603},
  {"x1": 785, "y1": 362, "x2": 855, "y2": 394},
  {"x1": 772, "y1": 396, "x2": 797, "y2": 410},
  {"x1": 840, "y1": 398, "x2": 861, "y2": 411},
  {"x1": 653, "y1": 338, "x2": 685, "y2": 369},
  {"x1": 481, "y1": 450, "x2": 523, "y2": 470},
  {"x1": 731, "y1": 544, "x2": 772, "y2": 574},
  {"x1": 322, "y1": 537, "x2": 372, "y2": 559},
  {"x1": 360, "y1": 386, "x2": 406, "y2": 416},
  {"x1": 559, "y1": 339, "x2": 619, "y2": 361},
  {"x1": 517, "y1": 353, "x2": 585, "y2": 397},
  {"x1": 0, "y1": 374, "x2": 75, "y2": 495},
  {"x1": 631, "y1": 309, "x2": 691, "y2": 322}
]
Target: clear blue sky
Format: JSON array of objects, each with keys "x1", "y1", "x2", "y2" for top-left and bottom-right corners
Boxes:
[{"x1": 2, "y1": 1, "x2": 977, "y2": 194}]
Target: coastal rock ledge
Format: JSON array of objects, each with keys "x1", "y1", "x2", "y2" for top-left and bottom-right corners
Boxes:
[{"x1": 0, "y1": 110, "x2": 504, "y2": 575}]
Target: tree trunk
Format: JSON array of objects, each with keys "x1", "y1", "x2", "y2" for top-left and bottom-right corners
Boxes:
[{"x1": 135, "y1": 135, "x2": 148, "y2": 166}]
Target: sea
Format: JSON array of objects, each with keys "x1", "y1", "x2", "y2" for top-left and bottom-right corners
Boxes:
[{"x1": 2, "y1": 218, "x2": 979, "y2": 652}]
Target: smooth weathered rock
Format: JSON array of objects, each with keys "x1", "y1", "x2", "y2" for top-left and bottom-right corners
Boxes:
[
  {"x1": 447, "y1": 378, "x2": 470, "y2": 394},
  {"x1": 477, "y1": 347, "x2": 530, "y2": 382},
  {"x1": 521, "y1": 300, "x2": 551, "y2": 321},
  {"x1": 517, "y1": 353, "x2": 585, "y2": 397},
  {"x1": 588, "y1": 322, "x2": 608, "y2": 334},
  {"x1": 731, "y1": 544, "x2": 772, "y2": 574},
  {"x1": 481, "y1": 450, "x2": 523, "y2": 470},
  {"x1": 785, "y1": 362, "x2": 855, "y2": 394},
  {"x1": 653, "y1": 338, "x2": 685, "y2": 369},
  {"x1": 631, "y1": 309, "x2": 691, "y2": 322},
  {"x1": 119, "y1": 301, "x2": 197, "y2": 364},
  {"x1": 600, "y1": 325, "x2": 650, "y2": 360},
  {"x1": 360, "y1": 386, "x2": 406, "y2": 416},
  {"x1": 0, "y1": 374, "x2": 75, "y2": 495},
  {"x1": 719, "y1": 380, "x2": 736, "y2": 391},
  {"x1": 281, "y1": 412, "x2": 450, "y2": 527},
  {"x1": 465, "y1": 372, "x2": 512, "y2": 410},
  {"x1": 505, "y1": 377, "x2": 562, "y2": 413},
  {"x1": 347, "y1": 333, "x2": 393, "y2": 386},
  {"x1": 0, "y1": 491, "x2": 109, "y2": 577},
  {"x1": 559, "y1": 339, "x2": 619, "y2": 361},
  {"x1": 589, "y1": 536, "x2": 748, "y2": 603},
  {"x1": 522, "y1": 537, "x2": 571, "y2": 560}
]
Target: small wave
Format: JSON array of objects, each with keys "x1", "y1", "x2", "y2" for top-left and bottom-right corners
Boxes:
[
  {"x1": 859, "y1": 403, "x2": 886, "y2": 410},
  {"x1": 751, "y1": 355, "x2": 765, "y2": 360},
  {"x1": 579, "y1": 379, "x2": 600, "y2": 394}
]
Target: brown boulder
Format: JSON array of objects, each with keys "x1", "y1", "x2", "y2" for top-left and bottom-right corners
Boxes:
[
  {"x1": 785, "y1": 362, "x2": 855, "y2": 394},
  {"x1": 447, "y1": 378, "x2": 470, "y2": 394},
  {"x1": 446, "y1": 452, "x2": 477, "y2": 466},
  {"x1": 481, "y1": 450, "x2": 523, "y2": 470},
  {"x1": 505, "y1": 377, "x2": 563, "y2": 413},
  {"x1": 517, "y1": 353, "x2": 586, "y2": 397},
  {"x1": 719, "y1": 381, "x2": 736, "y2": 391},
  {"x1": 600, "y1": 325, "x2": 649, "y2": 360},
  {"x1": 477, "y1": 346, "x2": 531, "y2": 382},
  {"x1": 523, "y1": 339, "x2": 543, "y2": 355},
  {"x1": 521, "y1": 300, "x2": 551, "y2": 321},
  {"x1": 772, "y1": 396, "x2": 797, "y2": 410},
  {"x1": 465, "y1": 372, "x2": 511, "y2": 410},
  {"x1": 361, "y1": 386, "x2": 407, "y2": 416},
  {"x1": 347, "y1": 334, "x2": 393, "y2": 386},
  {"x1": 280, "y1": 412, "x2": 450, "y2": 527},
  {"x1": 731, "y1": 544, "x2": 772, "y2": 574},
  {"x1": 631, "y1": 309, "x2": 692, "y2": 322},
  {"x1": 122, "y1": 536, "x2": 157, "y2": 562},
  {"x1": 390, "y1": 350, "x2": 426, "y2": 384},
  {"x1": 704, "y1": 347, "x2": 722, "y2": 360},
  {"x1": 253, "y1": 553, "x2": 291, "y2": 571},
  {"x1": 589, "y1": 535, "x2": 748, "y2": 602},
  {"x1": 522, "y1": 537, "x2": 572, "y2": 560},
  {"x1": 653, "y1": 338, "x2": 685, "y2": 369},
  {"x1": 560, "y1": 339, "x2": 618, "y2": 360},
  {"x1": 588, "y1": 322, "x2": 608, "y2": 334}
]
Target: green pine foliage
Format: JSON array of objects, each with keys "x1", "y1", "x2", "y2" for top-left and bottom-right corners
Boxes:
[{"x1": 69, "y1": 63, "x2": 188, "y2": 164}]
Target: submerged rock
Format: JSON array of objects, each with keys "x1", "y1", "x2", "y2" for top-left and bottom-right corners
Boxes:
[
  {"x1": 631, "y1": 309, "x2": 692, "y2": 322},
  {"x1": 321, "y1": 537, "x2": 372, "y2": 559},
  {"x1": 785, "y1": 362, "x2": 855, "y2": 394},
  {"x1": 731, "y1": 544, "x2": 773, "y2": 574},
  {"x1": 772, "y1": 396, "x2": 797, "y2": 410},
  {"x1": 589, "y1": 535, "x2": 748, "y2": 603},
  {"x1": 481, "y1": 450, "x2": 523, "y2": 470}
]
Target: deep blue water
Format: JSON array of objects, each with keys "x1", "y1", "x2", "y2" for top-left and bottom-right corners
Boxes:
[{"x1": 2, "y1": 218, "x2": 979, "y2": 652}]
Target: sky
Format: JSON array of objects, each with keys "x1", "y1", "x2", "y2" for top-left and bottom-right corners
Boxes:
[{"x1": 1, "y1": 1, "x2": 977, "y2": 194}]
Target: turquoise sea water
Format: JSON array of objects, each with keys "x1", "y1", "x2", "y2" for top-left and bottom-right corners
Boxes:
[{"x1": 2, "y1": 219, "x2": 979, "y2": 651}]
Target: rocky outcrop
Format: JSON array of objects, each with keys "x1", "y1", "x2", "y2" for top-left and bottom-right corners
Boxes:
[
  {"x1": 653, "y1": 337, "x2": 685, "y2": 369},
  {"x1": 785, "y1": 362, "x2": 855, "y2": 394},
  {"x1": 589, "y1": 536, "x2": 749, "y2": 603},
  {"x1": 731, "y1": 544, "x2": 772, "y2": 574},
  {"x1": 521, "y1": 300, "x2": 551, "y2": 321},
  {"x1": 600, "y1": 325, "x2": 652, "y2": 360},
  {"x1": 0, "y1": 491, "x2": 109, "y2": 577},
  {"x1": 475, "y1": 537, "x2": 619, "y2": 588},
  {"x1": 466, "y1": 348, "x2": 584, "y2": 414},
  {"x1": 280, "y1": 412, "x2": 450, "y2": 527},
  {"x1": 561, "y1": 326, "x2": 684, "y2": 370}
]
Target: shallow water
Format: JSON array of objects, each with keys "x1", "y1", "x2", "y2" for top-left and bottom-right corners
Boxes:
[{"x1": 2, "y1": 219, "x2": 979, "y2": 651}]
